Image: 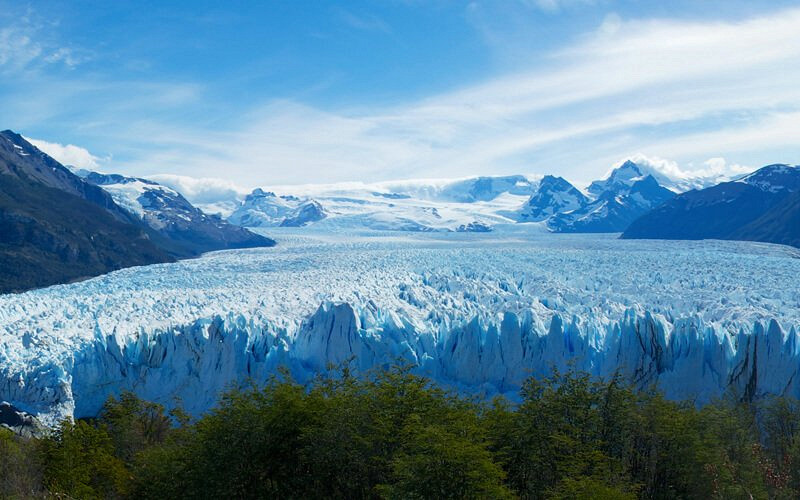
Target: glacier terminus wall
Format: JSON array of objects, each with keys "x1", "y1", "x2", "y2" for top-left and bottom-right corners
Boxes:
[{"x1": 1, "y1": 229, "x2": 799, "y2": 425}]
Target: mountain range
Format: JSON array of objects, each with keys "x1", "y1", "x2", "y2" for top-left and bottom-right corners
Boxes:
[
  {"x1": 226, "y1": 175, "x2": 538, "y2": 232},
  {"x1": 0, "y1": 131, "x2": 172, "y2": 293},
  {"x1": 623, "y1": 164, "x2": 800, "y2": 247},
  {"x1": 542, "y1": 162, "x2": 677, "y2": 232},
  {"x1": 81, "y1": 171, "x2": 273, "y2": 256},
  {"x1": 221, "y1": 159, "x2": 797, "y2": 246},
  {"x1": 0, "y1": 131, "x2": 273, "y2": 294},
  {"x1": 223, "y1": 161, "x2": 682, "y2": 234},
  {"x1": 2, "y1": 126, "x2": 798, "y2": 294}
]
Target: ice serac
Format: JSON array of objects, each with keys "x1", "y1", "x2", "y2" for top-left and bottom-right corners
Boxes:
[
  {"x1": 10, "y1": 300, "x2": 798, "y2": 425},
  {"x1": 1, "y1": 234, "x2": 799, "y2": 425}
]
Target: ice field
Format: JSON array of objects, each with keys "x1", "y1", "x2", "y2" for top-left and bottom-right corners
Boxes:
[{"x1": 1, "y1": 228, "x2": 799, "y2": 424}]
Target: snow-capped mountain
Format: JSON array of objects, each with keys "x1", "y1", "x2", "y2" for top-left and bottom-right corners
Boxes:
[
  {"x1": 80, "y1": 171, "x2": 186, "y2": 225},
  {"x1": 227, "y1": 176, "x2": 540, "y2": 232},
  {"x1": 516, "y1": 175, "x2": 588, "y2": 222},
  {"x1": 82, "y1": 172, "x2": 275, "y2": 257},
  {"x1": 224, "y1": 167, "x2": 683, "y2": 234},
  {"x1": 623, "y1": 163, "x2": 800, "y2": 246},
  {"x1": 588, "y1": 160, "x2": 655, "y2": 195},
  {"x1": 737, "y1": 163, "x2": 800, "y2": 193},
  {"x1": 2, "y1": 231, "x2": 799, "y2": 424},
  {"x1": 380, "y1": 174, "x2": 539, "y2": 203},
  {"x1": 550, "y1": 174, "x2": 675, "y2": 233},
  {"x1": 590, "y1": 159, "x2": 725, "y2": 194},
  {"x1": 0, "y1": 130, "x2": 173, "y2": 293},
  {"x1": 511, "y1": 161, "x2": 677, "y2": 233},
  {"x1": 228, "y1": 189, "x2": 327, "y2": 227},
  {"x1": 282, "y1": 200, "x2": 326, "y2": 227}
]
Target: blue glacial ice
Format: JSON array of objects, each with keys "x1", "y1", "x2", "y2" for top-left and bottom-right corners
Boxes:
[{"x1": 1, "y1": 229, "x2": 799, "y2": 425}]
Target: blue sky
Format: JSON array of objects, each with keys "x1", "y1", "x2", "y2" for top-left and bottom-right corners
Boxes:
[{"x1": 1, "y1": 0, "x2": 800, "y2": 198}]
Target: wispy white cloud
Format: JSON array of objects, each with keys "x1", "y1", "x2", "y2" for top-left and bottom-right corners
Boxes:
[
  {"x1": 25, "y1": 137, "x2": 104, "y2": 169},
  {"x1": 521, "y1": 0, "x2": 595, "y2": 13},
  {"x1": 338, "y1": 10, "x2": 392, "y2": 33},
  {"x1": 629, "y1": 110, "x2": 800, "y2": 163},
  {"x1": 43, "y1": 47, "x2": 83, "y2": 68},
  {"x1": 0, "y1": 9, "x2": 85, "y2": 72},
  {"x1": 0, "y1": 26, "x2": 42, "y2": 69},
  {"x1": 698, "y1": 157, "x2": 752, "y2": 178},
  {"x1": 147, "y1": 174, "x2": 248, "y2": 204},
  {"x1": 609, "y1": 153, "x2": 752, "y2": 183}
]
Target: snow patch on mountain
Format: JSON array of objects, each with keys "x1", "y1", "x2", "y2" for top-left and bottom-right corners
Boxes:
[
  {"x1": 78, "y1": 173, "x2": 181, "y2": 225},
  {"x1": 738, "y1": 164, "x2": 800, "y2": 193},
  {"x1": 77, "y1": 171, "x2": 275, "y2": 256}
]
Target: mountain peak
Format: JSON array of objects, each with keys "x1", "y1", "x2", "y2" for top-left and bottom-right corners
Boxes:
[
  {"x1": 0, "y1": 129, "x2": 21, "y2": 139},
  {"x1": 0, "y1": 130, "x2": 28, "y2": 149},
  {"x1": 251, "y1": 188, "x2": 276, "y2": 197},
  {"x1": 740, "y1": 163, "x2": 800, "y2": 193},
  {"x1": 230, "y1": 190, "x2": 326, "y2": 227},
  {"x1": 516, "y1": 175, "x2": 587, "y2": 222},
  {"x1": 592, "y1": 158, "x2": 736, "y2": 194},
  {"x1": 619, "y1": 159, "x2": 642, "y2": 170},
  {"x1": 539, "y1": 174, "x2": 571, "y2": 186},
  {"x1": 609, "y1": 160, "x2": 644, "y2": 181},
  {"x1": 742, "y1": 163, "x2": 795, "y2": 177},
  {"x1": 588, "y1": 161, "x2": 647, "y2": 195}
]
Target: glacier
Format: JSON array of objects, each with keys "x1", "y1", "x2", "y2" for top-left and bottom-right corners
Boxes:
[
  {"x1": 215, "y1": 164, "x2": 735, "y2": 234},
  {"x1": 1, "y1": 229, "x2": 800, "y2": 425},
  {"x1": 223, "y1": 175, "x2": 541, "y2": 233}
]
